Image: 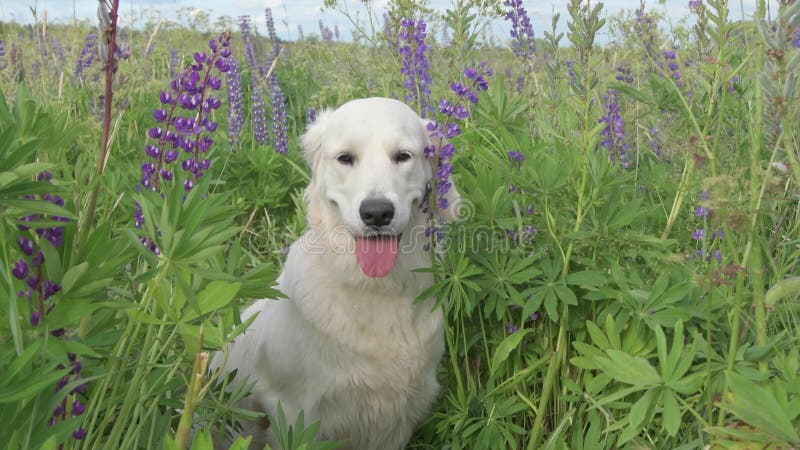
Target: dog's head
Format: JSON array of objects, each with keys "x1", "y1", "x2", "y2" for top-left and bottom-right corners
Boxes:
[{"x1": 301, "y1": 97, "x2": 460, "y2": 277}]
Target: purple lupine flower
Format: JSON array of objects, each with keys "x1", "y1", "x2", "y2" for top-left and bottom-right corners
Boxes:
[
  {"x1": 0, "y1": 39, "x2": 6, "y2": 70},
  {"x1": 72, "y1": 400, "x2": 86, "y2": 416},
  {"x1": 269, "y1": 81, "x2": 289, "y2": 155},
  {"x1": 50, "y1": 37, "x2": 65, "y2": 62},
  {"x1": 10, "y1": 40, "x2": 23, "y2": 79},
  {"x1": 139, "y1": 31, "x2": 231, "y2": 193},
  {"x1": 382, "y1": 14, "x2": 398, "y2": 48},
  {"x1": 239, "y1": 16, "x2": 259, "y2": 73},
  {"x1": 73, "y1": 33, "x2": 97, "y2": 83},
  {"x1": 691, "y1": 228, "x2": 704, "y2": 240},
  {"x1": 695, "y1": 205, "x2": 709, "y2": 217},
  {"x1": 399, "y1": 18, "x2": 433, "y2": 117},
  {"x1": 506, "y1": 323, "x2": 520, "y2": 334},
  {"x1": 36, "y1": 27, "x2": 48, "y2": 59},
  {"x1": 226, "y1": 56, "x2": 244, "y2": 147},
  {"x1": 424, "y1": 62, "x2": 492, "y2": 223},
  {"x1": 503, "y1": 0, "x2": 536, "y2": 59},
  {"x1": 522, "y1": 226, "x2": 537, "y2": 240},
  {"x1": 689, "y1": 0, "x2": 702, "y2": 11},
  {"x1": 508, "y1": 150, "x2": 525, "y2": 168},
  {"x1": 239, "y1": 16, "x2": 269, "y2": 145},
  {"x1": 319, "y1": 19, "x2": 334, "y2": 42},
  {"x1": 306, "y1": 107, "x2": 318, "y2": 124},
  {"x1": 599, "y1": 90, "x2": 631, "y2": 168},
  {"x1": 12, "y1": 260, "x2": 29, "y2": 279},
  {"x1": 115, "y1": 32, "x2": 131, "y2": 60},
  {"x1": 265, "y1": 8, "x2": 279, "y2": 53},
  {"x1": 136, "y1": 32, "x2": 231, "y2": 254},
  {"x1": 565, "y1": 60, "x2": 576, "y2": 82},
  {"x1": 635, "y1": 7, "x2": 657, "y2": 58},
  {"x1": 169, "y1": 49, "x2": 179, "y2": 78},
  {"x1": 647, "y1": 126, "x2": 663, "y2": 157},
  {"x1": 252, "y1": 88, "x2": 269, "y2": 145},
  {"x1": 615, "y1": 65, "x2": 633, "y2": 84},
  {"x1": 657, "y1": 50, "x2": 684, "y2": 87},
  {"x1": 793, "y1": 25, "x2": 800, "y2": 48},
  {"x1": 13, "y1": 172, "x2": 66, "y2": 326},
  {"x1": 728, "y1": 74, "x2": 740, "y2": 92}
]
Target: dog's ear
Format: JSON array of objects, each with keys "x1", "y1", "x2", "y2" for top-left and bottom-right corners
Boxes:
[
  {"x1": 300, "y1": 109, "x2": 334, "y2": 169},
  {"x1": 421, "y1": 119, "x2": 463, "y2": 222}
]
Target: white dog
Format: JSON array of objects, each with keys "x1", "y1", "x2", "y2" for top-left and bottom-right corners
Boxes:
[{"x1": 216, "y1": 98, "x2": 460, "y2": 449}]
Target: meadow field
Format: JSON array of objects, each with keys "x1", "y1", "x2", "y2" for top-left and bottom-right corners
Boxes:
[{"x1": 1, "y1": 0, "x2": 799, "y2": 448}]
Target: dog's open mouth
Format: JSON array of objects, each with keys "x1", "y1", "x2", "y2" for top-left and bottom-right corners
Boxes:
[{"x1": 355, "y1": 232, "x2": 400, "y2": 278}]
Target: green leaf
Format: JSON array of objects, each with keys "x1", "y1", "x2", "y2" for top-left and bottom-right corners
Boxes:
[
  {"x1": 227, "y1": 436, "x2": 253, "y2": 450},
  {"x1": 724, "y1": 371, "x2": 800, "y2": 443},
  {"x1": 163, "y1": 436, "x2": 180, "y2": 450},
  {"x1": 181, "y1": 281, "x2": 242, "y2": 322},
  {"x1": 0, "y1": 367, "x2": 71, "y2": 403},
  {"x1": 662, "y1": 390, "x2": 681, "y2": 436},
  {"x1": 597, "y1": 350, "x2": 661, "y2": 386},
  {"x1": 554, "y1": 285, "x2": 578, "y2": 306},
  {"x1": 566, "y1": 270, "x2": 607, "y2": 288},
  {"x1": 655, "y1": 325, "x2": 669, "y2": 379},
  {"x1": 628, "y1": 387, "x2": 658, "y2": 430},
  {"x1": 491, "y1": 328, "x2": 534, "y2": 373},
  {"x1": 60, "y1": 262, "x2": 89, "y2": 294},
  {"x1": 1, "y1": 198, "x2": 75, "y2": 218},
  {"x1": 37, "y1": 437, "x2": 57, "y2": 450},
  {"x1": 190, "y1": 429, "x2": 213, "y2": 450},
  {"x1": 2, "y1": 340, "x2": 43, "y2": 382},
  {"x1": 585, "y1": 320, "x2": 610, "y2": 349}
]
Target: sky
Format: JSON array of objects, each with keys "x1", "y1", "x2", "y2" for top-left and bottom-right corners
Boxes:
[{"x1": 0, "y1": 0, "x2": 779, "y2": 45}]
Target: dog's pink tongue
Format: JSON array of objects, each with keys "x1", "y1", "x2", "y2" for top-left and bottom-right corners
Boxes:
[{"x1": 355, "y1": 236, "x2": 399, "y2": 278}]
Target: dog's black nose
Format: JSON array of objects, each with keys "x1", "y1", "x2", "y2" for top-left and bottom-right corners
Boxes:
[{"x1": 359, "y1": 199, "x2": 395, "y2": 227}]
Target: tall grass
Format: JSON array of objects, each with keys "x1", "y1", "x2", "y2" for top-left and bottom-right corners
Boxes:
[{"x1": 1, "y1": 0, "x2": 799, "y2": 449}]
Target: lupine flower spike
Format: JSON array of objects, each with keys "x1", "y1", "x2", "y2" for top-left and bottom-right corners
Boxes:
[
  {"x1": 503, "y1": 0, "x2": 536, "y2": 60},
  {"x1": 399, "y1": 18, "x2": 432, "y2": 117},
  {"x1": 136, "y1": 32, "x2": 231, "y2": 252},
  {"x1": 599, "y1": 90, "x2": 631, "y2": 168},
  {"x1": 423, "y1": 63, "x2": 493, "y2": 248},
  {"x1": 140, "y1": 31, "x2": 231, "y2": 193}
]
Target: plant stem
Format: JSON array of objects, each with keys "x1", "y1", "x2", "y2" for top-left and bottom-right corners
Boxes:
[
  {"x1": 527, "y1": 319, "x2": 566, "y2": 449},
  {"x1": 79, "y1": 0, "x2": 119, "y2": 251}
]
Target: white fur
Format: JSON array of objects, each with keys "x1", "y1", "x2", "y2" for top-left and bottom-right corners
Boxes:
[{"x1": 215, "y1": 98, "x2": 460, "y2": 449}]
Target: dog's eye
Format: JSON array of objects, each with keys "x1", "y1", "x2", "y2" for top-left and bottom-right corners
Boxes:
[
  {"x1": 395, "y1": 151, "x2": 412, "y2": 163},
  {"x1": 336, "y1": 153, "x2": 355, "y2": 165}
]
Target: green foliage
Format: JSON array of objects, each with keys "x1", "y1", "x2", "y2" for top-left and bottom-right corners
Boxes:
[{"x1": 2, "y1": 0, "x2": 800, "y2": 448}]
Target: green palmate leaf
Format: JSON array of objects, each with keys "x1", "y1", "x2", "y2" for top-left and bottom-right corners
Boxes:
[
  {"x1": 491, "y1": 328, "x2": 534, "y2": 373},
  {"x1": 724, "y1": 371, "x2": 800, "y2": 443},
  {"x1": 597, "y1": 350, "x2": 661, "y2": 386}
]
